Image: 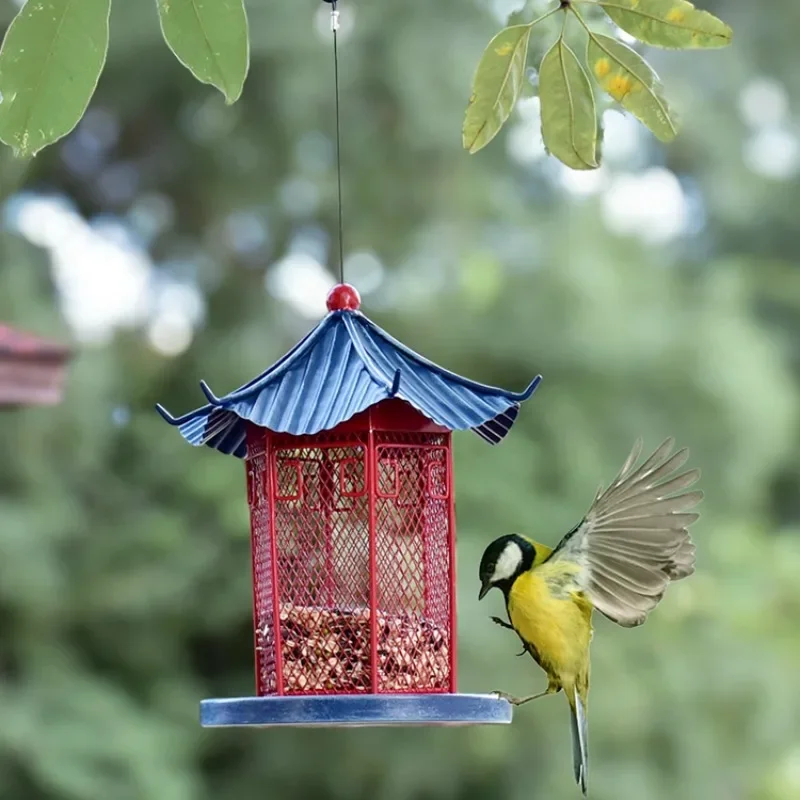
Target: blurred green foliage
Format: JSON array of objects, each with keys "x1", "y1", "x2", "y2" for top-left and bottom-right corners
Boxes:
[{"x1": 1, "y1": 0, "x2": 800, "y2": 799}]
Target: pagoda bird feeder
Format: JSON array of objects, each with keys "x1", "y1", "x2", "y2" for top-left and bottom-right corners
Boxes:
[
  {"x1": 156, "y1": 284, "x2": 540, "y2": 726},
  {"x1": 0, "y1": 324, "x2": 72, "y2": 408}
]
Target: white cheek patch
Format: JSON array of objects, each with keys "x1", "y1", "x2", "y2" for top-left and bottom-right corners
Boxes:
[{"x1": 492, "y1": 541, "x2": 523, "y2": 582}]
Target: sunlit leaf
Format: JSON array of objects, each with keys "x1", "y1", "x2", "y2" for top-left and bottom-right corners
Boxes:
[
  {"x1": 156, "y1": 0, "x2": 250, "y2": 105},
  {"x1": 463, "y1": 24, "x2": 532, "y2": 154},
  {"x1": 587, "y1": 34, "x2": 677, "y2": 142},
  {"x1": 539, "y1": 39, "x2": 598, "y2": 170},
  {"x1": 0, "y1": 0, "x2": 111, "y2": 158},
  {"x1": 599, "y1": 0, "x2": 732, "y2": 50}
]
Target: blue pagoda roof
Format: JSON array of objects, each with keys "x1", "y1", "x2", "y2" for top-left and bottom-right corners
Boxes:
[{"x1": 155, "y1": 308, "x2": 541, "y2": 458}]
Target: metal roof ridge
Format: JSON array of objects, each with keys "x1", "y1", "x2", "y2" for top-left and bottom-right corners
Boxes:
[
  {"x1": 340, "y1": 312, "x2": 395, "y2": 393},
  {"x1": 355, "y1": 314, "x2": 541, "y2": 402},
  {"x1": 155, "y1": 312, "x2": 343, "y2": 425},
  {"x1": 201, "y1": 313, "x2": 338, "y2": 406},
  {"x1": 154, "y1": 307, "x2": 541, "y2": 436}
]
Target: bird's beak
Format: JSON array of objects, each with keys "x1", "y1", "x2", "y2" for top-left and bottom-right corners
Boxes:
[{"x1": 478, "y1": 581, "x2": 490, "y2": 601}]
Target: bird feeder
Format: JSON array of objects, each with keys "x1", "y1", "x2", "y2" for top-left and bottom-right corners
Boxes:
[
  {"x1": 156, "y1": 284, "x2": 540, "y2": 726},
  {"x1": 0, "y1": 324, "x2": 72, "y2": 408}
]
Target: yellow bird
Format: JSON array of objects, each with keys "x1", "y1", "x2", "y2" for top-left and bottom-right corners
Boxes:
[{"x1": 478, "y1": 438, "x2": 702, "y2": 796}]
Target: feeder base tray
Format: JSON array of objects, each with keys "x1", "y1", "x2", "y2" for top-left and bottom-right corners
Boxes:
[{"x1": 200, "y1": 693, "x2": 513, "y2": 727}]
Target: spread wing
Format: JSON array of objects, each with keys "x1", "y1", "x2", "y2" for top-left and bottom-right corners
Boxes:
[{"x1": 546, "y1": 438, "x2": 703, "y2": 628}]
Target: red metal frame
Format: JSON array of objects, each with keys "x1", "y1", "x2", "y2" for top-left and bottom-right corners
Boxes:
[
  {"x1": 426, "y1": 458, "x2": 449, "y2": 500},
  {"x1": 274, "y1": 459, "x2": 303, "y2": 501},
  {"x1": 367, "y1": 427, "x2": 379, "y2": 693},
  {"x1": 267, "y1": 437, "x2": 285, "y2": 696},
  {"x1": 247, "y1": 399, "x2": 456, "y2": 698},
  {"x1": 246, "y1": 441, "x2": 260, "y2": 695},
  {"x1": 338, "y1": 457, "x2": 364, "y2": 497},
  {"x1": 446, "y1": 437, "x2": 457, "y2": 692}
]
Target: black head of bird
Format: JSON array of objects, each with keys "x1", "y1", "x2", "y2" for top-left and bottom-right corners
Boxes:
[{"x1": 478, "y1": 534, "x2": 536, "y2": 601}]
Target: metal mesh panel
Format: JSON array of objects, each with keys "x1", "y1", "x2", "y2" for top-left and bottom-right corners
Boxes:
[
  {"x1": 248, "y1": 425, "x2": 454, "y2": 697},
  {"x1": 272, "y1": 433, "x2": 371, "y2": 694},
  {"x1": 374, "y1": 432, "x2": 452, "y2": 693},
  {"x1": 247, "y1": 430, "x2": 276, "y2": 696}
]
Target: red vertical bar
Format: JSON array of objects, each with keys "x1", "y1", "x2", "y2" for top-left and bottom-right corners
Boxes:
[
  {"x1": 445, "y1": 434, "x2": 457, "y2": 693},
  {"x1": 268, "y1": 437, "x2": 285, "y2": 696},
  {"x1": 246, "y1": 427, "x2": 260, "y2": 696},
  {"x1": 421, "y1": 446, "x2": 430, "y2": 618},
  {"x1": 322, "y1": 449, "x2": 334, "y2": 608},
  {"x1": 367, "y1": 425, "x2": 379, "y2": 693}
]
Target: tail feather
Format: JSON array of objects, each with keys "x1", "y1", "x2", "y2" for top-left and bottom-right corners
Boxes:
[{"x1": 568, "y1": 687, "x2": 589, "y2": 796}]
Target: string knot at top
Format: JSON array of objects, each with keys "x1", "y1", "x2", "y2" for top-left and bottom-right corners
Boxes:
[{"x1": 323, "y1": 0, "x2": 340, "y2": 30}]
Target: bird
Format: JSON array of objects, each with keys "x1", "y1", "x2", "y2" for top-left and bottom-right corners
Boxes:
[{"x1": 477, "y1": 437, "x2": 702, "y2": 797}]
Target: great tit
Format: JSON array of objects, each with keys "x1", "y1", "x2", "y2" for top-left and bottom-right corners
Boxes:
[{"x1": 478, "y1": 437, "x2": 702, "y2": 796}]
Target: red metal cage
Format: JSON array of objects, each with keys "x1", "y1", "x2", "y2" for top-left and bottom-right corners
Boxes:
[
  {"x1": 247, "y1": 398, "x2": 456, "y2": 698},
  {"x1": 156, "y1": 284, "x2": 539, "y2": 724}
]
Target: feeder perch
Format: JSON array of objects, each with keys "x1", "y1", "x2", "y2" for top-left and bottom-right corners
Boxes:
[
  {"x1": 156, "y1": 284, "x2": 541, "y2": 727},
  {"x1": 0, "y1": 324, "x2": 72, "y2": 408}
]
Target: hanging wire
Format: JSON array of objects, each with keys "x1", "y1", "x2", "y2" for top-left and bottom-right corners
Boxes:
[{"x1": 326, "y1": 0, "x2": 345, "y2": 284}]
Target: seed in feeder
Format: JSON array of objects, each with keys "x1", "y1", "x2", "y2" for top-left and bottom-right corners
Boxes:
[{"x1": 274, "y1": 604, "x2": 449, "y2": 693}]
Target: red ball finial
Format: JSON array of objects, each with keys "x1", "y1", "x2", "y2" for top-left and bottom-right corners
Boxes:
[{"x1": 326, "y1": 283, "x2": 361, "y2": 312}]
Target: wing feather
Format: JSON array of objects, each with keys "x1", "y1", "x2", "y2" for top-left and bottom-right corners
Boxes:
[
  {"x1": 588, "y1": 558, "x2": 668, "y2": 596},
  {"x1": 585, "y1": 580, "x2": 652, "y2": 627},
  {"x1": 594, "y1": 469, "x2": 700, "y2": 513},
  {"x1": 591, "y1": 538, "x2": 683, "y2": 562},
  {"x1": 547, "y1": 438, "x2": 702, "y2": 627},
  {"x1": 594, "y1": 491, "x2": 703, "y2": 522},
  {"x1": 593, "y1": 513, "x2": 700, "y2": 531},
  {"x1": 667, "y1": 539, "x2": 696, "y2": 580}
]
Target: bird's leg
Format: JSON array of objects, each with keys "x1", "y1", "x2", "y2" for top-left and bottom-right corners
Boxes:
[
  {"x1": 490, "y1": 616, "x2": 528, "y2": 656},
  {"x1": 493, "y1": 682, "x2": 559, "y2": 707},
  {"x1": 514, "y1": 641, "x2": 531, "y2": 657},
  {"x1": 493, "y1": 690, "x2": 550, "y2": 706}
]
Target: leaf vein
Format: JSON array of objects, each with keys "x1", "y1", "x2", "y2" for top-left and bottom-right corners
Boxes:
[
  {"x1": 597, "y1": 2, "x2": 730, "y2": 39},
  {"x1": 187, "y1": 0, "x2": 229, "y2": 96},
  {"x1": 467, "y1": 27, "x2": 530, "y2": 151},
  {"x1": 558, "y1": 42, "x2": 587, "y2": 168},
  {"x1": 19, "y1": 0, "x2": 73, "y2": 151},
  {"x1": 577, "y1": 18, "x2": 676, "y2": 137}
]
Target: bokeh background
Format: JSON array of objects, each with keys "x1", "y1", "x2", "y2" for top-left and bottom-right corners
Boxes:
[{"x1": 1, "y1": 0, "x2": 799, "y2": 798}]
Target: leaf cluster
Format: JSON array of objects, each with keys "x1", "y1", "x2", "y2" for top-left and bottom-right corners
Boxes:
[
  {"x1": 0, "y1": 0, "x2": 249, "y2": 158},
  {"x1": 462, "y1": 0, "x2": 732, "y2": 169}
]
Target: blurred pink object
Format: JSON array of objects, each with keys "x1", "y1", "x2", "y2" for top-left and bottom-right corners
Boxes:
[{"x1": 0, "y1": 324, "x2": 72, "y2": 408}]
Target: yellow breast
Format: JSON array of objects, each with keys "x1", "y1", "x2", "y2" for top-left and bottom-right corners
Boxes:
[{"x1": 507, "y1": 567, "x2": 592, "y2": 685}]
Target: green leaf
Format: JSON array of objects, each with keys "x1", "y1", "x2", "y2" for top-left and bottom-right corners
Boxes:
[
  {"x1": 599, "y1": 0, "x2": 732, "y2": 49},
  {"x1": 156, "y1": 0, "x2": 250, "y2": 105},
  {"x1": 539, "y1": 39, "x2": 598, "y2": 170},
  {"x1": 463, "y1": 24, "x2": 532, "y2": 154},
  {"x1": 587, "y1": 34, "x2": 677, "y2": 142},
  {"x1": 0, "y1": 0, "x2": 111, "y2": 158}
]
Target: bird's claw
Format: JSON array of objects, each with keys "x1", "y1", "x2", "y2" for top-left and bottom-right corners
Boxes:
[
  {"x1": 492, "y1": 691, "x2": 522, "y2": 706},
  {"x1": 489, "y1": 616, "x2": 526, "y2": 655}
]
